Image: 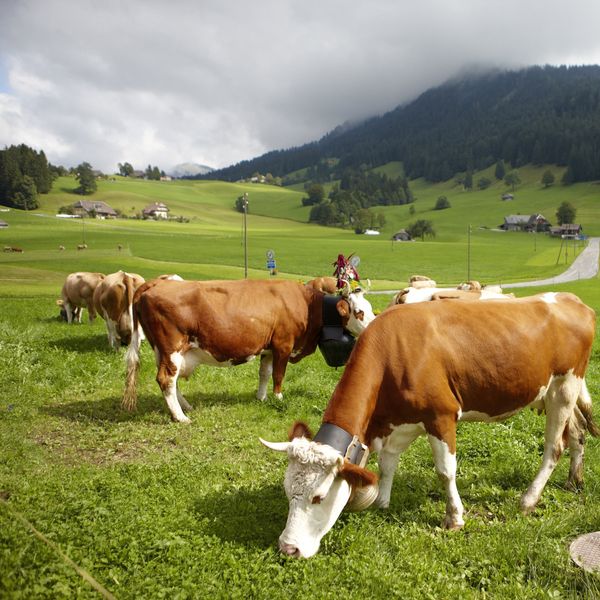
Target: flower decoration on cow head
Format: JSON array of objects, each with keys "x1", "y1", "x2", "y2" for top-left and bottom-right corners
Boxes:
[{"x1": 332, "y1": 253, "x2": 361, "y2": 291}]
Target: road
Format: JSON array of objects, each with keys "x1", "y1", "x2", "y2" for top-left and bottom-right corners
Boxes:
[{"x1": 503, "y1": 237, "x2": 599, "y2": 289}]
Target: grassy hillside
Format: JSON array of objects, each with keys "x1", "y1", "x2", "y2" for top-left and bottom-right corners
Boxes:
[{"x1": 0, "y1": 170, "x2": 597, "y2": 298}]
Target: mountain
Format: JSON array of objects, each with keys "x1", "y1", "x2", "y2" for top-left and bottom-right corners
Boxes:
[
  {"x1": 203, "y1": 65, "x2": 600, "y2": 185},
  {"x1": 170, "y1": 162, "x2": 213, "y2": 178}
]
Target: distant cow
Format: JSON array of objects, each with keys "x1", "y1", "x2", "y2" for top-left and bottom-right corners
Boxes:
[
  {"x1": 305, "y1": 277, "x2": 339, "y2": 294},
  {"x1": 93, "y1": 271, "x2": 145, "y2": 349},
  {"x1": 58, "y1": 245, "x2": 65, "y2": 251},
  {"x1": 77, "y1": 244, "x2": 88, "y2": 250},
  {"x1": 58, "y1": 272, "x2": 106, "y2": 323},
  {"x1": 3, "y1": 246, "x2": 23, "y2": 253},
  {"x1": 408, "y1": 274, "x2": 436, "y2": 289},
  {"x1": 123, "y1": 279, "x2": 376, "y2": 422},
  {"x1": 262, "y1": 293, "x2": 598, "y2": 558},
  {"x1": 156, "y1": 273, "x2": 184, "y2": 281},
  {"x1": 389, "y1": 285, "x2": 512, "y2": 306}
]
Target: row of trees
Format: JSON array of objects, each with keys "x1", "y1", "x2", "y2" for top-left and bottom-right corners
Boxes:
[
  {"x1": 305, "y1": 168, "x2": 411, "y2": 231},
  {"x1": 0, "y1": 144, "x2": 54, "y2": 209}
]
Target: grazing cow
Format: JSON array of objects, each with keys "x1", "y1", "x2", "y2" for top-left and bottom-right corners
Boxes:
[
  {"x1": 305, "y1": 277, "x2": 339, "y2": 294},
  {"x1": 58, "y1": 272, "x2": 105, "y2": 323},
  {"x1": 123, "y1": 279, "x2": 376, "y2": 423},
  {"x1": 3, "y1": 246, "x2": 23, "y2": 253},
  {"x1": 77, "y1": 243, "x2": 88, "y2": 250},
  {"x1": 58, "y1": 245, "x2": 65, "y2": 251},
  {"x1": 389, "y1": 285, "x2": 512, "y2": 306},
  {"x1": 93, "y1": 271, "x2": 145, "y2": 349},
  {"x1": 262, "y1": 293, "x2": 598, "y2": 558}
]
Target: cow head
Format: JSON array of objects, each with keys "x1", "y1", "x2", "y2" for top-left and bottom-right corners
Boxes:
[
  {"x1": 337, "y1": 284, "x2": 376, "y2": 337},
  {"x1": 261, "y1": 422, "x2": 378, "y2": 558}
]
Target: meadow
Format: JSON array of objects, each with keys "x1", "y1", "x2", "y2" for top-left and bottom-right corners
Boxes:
[{"x1": 1, "y1": 173, "x2": 599, "y2": 598}]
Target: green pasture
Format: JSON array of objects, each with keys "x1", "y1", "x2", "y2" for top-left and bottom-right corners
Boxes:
[
  {"x1": 1, "y1": 172, "x2": 600, "y2": 597},
  {"x1": 1, "y1": 169, "x2": 598, "y2": 297}
]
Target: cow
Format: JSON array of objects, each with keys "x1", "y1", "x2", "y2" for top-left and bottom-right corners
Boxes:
[
  {"x1": 77, "y1": 244, "x2": 88, "y2": 250},
  {"x1": 261, "y1": 293, "x2": 598, "y2": 558},
  {"x1": 3, "y1": 246, "x2": 23, "y2": 253},
  {"x1": 58, "y1": 245, "x2": 65, "y2": 251},
  {"x1": 457, "y1": 280, "x2": 482, "y2": 291},
  {"x1": 58, "y1": 272, "x2": 106, "y2": 323},
  {"x1": 123, "y1": 279, "x2": 376, "y2": 423},
  {"x1": 305, "y1": 277, "x2": 339, "y2": 294},
  {"x1": 389, "y1": 285, "x2": 512, "y2": 305},
  {"x1": 408, "y1": 274, "x2": 437, "y2": 289},
  {"x1": 93, "y1": 271, "x2": 145, "y2": 349}
]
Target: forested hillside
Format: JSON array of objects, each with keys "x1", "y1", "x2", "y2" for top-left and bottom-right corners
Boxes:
[{"x1": 203, "y1": 65, "x2": 600, "y2": 185}]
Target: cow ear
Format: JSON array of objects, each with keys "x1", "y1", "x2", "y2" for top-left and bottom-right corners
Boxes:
[
  {"x1": 288, "y1": 421, "x2": 313, "y2": 440},
  {"x1": 338, "y1": 462, "x2": 379, "y2": 488},
  {"x1": 336, "y1": 299, "x2": 350, "y2": 318}
]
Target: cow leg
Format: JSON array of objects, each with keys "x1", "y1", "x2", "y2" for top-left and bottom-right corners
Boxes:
[
  {"x1": 176, "y1": 388, "x2": 193, "y2": 412},
  {"x1": 374, "y1": 424, "x2": 424, "y2": 509},
  {"x1": 257, "y1": 353, "x2": 273, "y2": 400},
  {"x1": 567, "y1": 380, "x2": 594, "y2": 489},
  {"x1": 271, "y1": 349, "x2": 290, "y2": 400},
  {"x1": 157, "y1": 352, "x2": 190, "y2": 423},
  {"x1": 106, "y1": 319, "x2": 119, "y2": 349},
  {"x1": 520, "y1": 374, "x2": 581, "y2": 514},
  {"x1": 86, "y1": 301, "x2": 96, "y2": 322},
  {"x1": 76, "y1": 306, "x2": 83, "y2": 323},
  {"x1": 65, "y1": 302, "x2": 74, "y2": 324},
  {"x1": 428, "y1": 426, "x2": 464, "y2": 530}
]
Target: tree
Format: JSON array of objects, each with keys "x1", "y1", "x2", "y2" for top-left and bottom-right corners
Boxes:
[
  {"x1": 478, "y1": 177, "x2": 492, "y2": 190},
  {"x1": 494, "y1": 160, "x2": 506, "y2": 180},
  {"x1": 541, "y1": 169, "x2": 555, "y2": 188},
  {"x1": 504, "y1": 170, "x2": 521, "y2": 193},
  {"x1": 118, "y1": 162, "x2": 134, "y2": 177},
  {"x1": 556, "y1": 201, "x2": 576, "y2": 225},
  {"x1": 463, "y1": 170, "x2": 473, "y2": 190},
  {"x1": 302, "y1": 183, "x2": 325, "y2": 206},
  {"x1": 434, "y1": 196, "x2": 451, "y2": 210},
  {"x1": 13, "y1": 175, "x2": 38, "y2": 210},
  {"x1": 235, "y1": 195, "x2": 249, "y2": 213},
  {"x1": 407, "y1": 219, "x2": 435, "y2": 241},
  {"x1": 75, "y1": 162, "x2": 97, "y2": 195}
]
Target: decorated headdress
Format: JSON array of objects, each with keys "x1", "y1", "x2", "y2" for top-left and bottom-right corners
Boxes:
[{"x1": 332, "y1": 253, "x2": 360, "y2": 290}]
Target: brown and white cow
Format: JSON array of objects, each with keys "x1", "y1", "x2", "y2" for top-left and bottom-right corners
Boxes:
[
  {"x1": 262, "y1": 292, "x2": 597, "y2": 558},
  {"x1": 93, "y1": 271, "x2": 145, "y2": 349},
  {"x1": 389, "y1": 285, "x2": 512, "y2": 305},
  {"x1": 305, "y1": 277, "x2": 339, "y2": 294},
  {"x1": 123, "y1": 278, "x2": 376, "y2": 423},
  {"x1": 58, "y1": 272, "x2": 106, "y2": 323}
]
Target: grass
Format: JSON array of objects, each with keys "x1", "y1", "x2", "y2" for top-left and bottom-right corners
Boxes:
[{"x1": 0, "y1": 171, "x2": 599, "y2": 597}]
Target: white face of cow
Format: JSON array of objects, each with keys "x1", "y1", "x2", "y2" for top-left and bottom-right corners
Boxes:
[
  {"x1": 261, "y1": 437, "x2": 352, "y2": 558},
  {"x1": 343, "y1": 289, "x2": 376, "y2": 337}
]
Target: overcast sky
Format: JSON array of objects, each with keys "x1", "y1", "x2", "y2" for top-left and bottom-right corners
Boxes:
[{"x1": 2, "y1": 0, "x2": 600, "y2": 174}]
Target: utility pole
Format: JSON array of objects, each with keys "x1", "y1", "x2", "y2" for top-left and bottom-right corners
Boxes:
[
  {"x1": 242, "y1": 193, "x2": 249, "y2": 278},
  {"x1": 467, "y1": 224, "x2": 471, "y2": 281}
]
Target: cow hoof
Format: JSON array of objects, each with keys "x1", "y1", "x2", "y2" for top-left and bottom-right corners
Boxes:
[
  {"x1": 442, "y1": 517, "x2": 464, "y2": 530},
  {"x1": 256, "y1": 391, "x2": 267, "y2": 401},
  {"x1": 274, "y1": 392, "x2": 283, "y2": 401},
  {"x1": 172, "y1": 415, "x2": 191, "y2": 424},
  {"x1": 373, "y1": 496, "x2": 390, "y2": 510}
]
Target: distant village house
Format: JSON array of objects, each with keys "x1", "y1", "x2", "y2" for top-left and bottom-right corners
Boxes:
[
  {"x1": 142, "y1": 202, "x2": 169, "y2": 220},
  {"x1": 550, "y1": 224, "x2": 583, "y2": 237},
  {"x1": 501, "y1": 214, "x2": 550, "y2": 233},
  {"x1": 392, "y1": 229, "x2": 412, "y2": 241},
  {"x1": 71, "y1": 200, "x2": 117, "y2": 219}
]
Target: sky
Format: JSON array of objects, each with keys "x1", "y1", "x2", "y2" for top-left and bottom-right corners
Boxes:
[{"x1": 2, "y1": 0, "x2": 600, "y2": 175}]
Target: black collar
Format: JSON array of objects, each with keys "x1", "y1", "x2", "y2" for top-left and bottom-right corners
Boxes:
[{"x1": 313, "y1": 423, "x2": 369, "y2": 467}]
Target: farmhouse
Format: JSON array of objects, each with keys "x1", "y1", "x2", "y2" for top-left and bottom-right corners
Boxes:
[
  {"x1": 392, "y1": 229, "x2": 412, "y2": 241},
  {"x1": 71, "y1": 200, "x2": 117, "y2": 219},
  {"x1": 550, "y1": 223, "x2": 583, "y2": 237},
  {"x1": 142, "y1": 202, "x2": 169, "y2": 220},
  {"x1": 501, "y1": 214, "x2": 550, "y2": 232},
  {"x1": 0, "y1": 219, "x2": 8, "y2": 228}
]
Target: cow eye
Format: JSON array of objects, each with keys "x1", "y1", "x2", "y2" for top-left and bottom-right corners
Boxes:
[{"x1": 311, "y1": 495, "x2": 322, "y2": 505}]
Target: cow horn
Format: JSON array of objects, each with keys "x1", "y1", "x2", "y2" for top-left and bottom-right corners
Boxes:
[
  {"x1": 346, "y1": 483, "x2": 379, "y2": 512},
  {"x1": 340, "y1": 280, "x2": 352, "y2": 297},
  {"x1": 259, "y1": 438, "x2": 291, "y2": 452}
]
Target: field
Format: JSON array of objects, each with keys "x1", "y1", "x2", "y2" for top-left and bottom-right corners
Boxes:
[{"x1": 1, "y1": 173, "x2": 600, "y2": 598}]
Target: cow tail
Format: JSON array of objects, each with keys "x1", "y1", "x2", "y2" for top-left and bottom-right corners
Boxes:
[
  {"x1": 123, "y1": 287, "x2": 142, "y2": 412},
  {"x1": 576, "y1": 378, "x2": 600, "y2": 437}
]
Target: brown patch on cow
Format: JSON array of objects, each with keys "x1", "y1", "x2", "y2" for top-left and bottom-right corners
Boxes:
[
  {"x1": 339, "y1": 462, "x2": 379, "y2": 488},
  {"x1": 288, "y1": 421, "x2": 313, "y2": 440}
]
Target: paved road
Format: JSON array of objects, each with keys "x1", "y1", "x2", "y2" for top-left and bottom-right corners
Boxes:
[{"x1": 503, "y1": 237, "x2": 599, "y2": 289}]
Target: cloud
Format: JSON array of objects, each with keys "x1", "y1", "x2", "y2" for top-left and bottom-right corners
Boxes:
[{"x1": 1, "y1": 0, "x2": 600, "y2": 173}]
